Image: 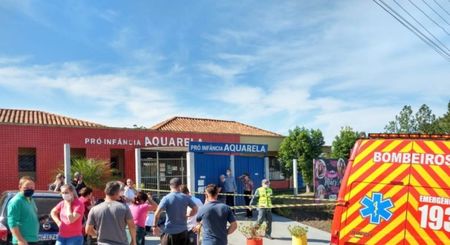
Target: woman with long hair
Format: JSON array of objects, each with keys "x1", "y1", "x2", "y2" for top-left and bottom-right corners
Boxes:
[
  {"x1": 50, "y1": 184, "x2": 85, "y2": 245},
  {"x1": 49, "y1": 173, "x2": 65, "y2": 192},
  {"x1": 129, "y1": 191, "x2": 157, "y2": 245}
]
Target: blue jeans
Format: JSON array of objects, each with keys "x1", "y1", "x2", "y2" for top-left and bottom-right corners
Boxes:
[{"x1": 56, "y1": 235, "x2": 83, "y2": 245}]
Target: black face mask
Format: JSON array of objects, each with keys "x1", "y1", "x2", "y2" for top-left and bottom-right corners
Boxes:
[{"x1": 23, "y1": 189, "x2": 34, "y2": 197}]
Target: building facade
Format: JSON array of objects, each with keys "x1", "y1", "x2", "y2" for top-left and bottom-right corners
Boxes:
[{"x1": 0, "y1": 109, "x2": 285, "y2": 191}]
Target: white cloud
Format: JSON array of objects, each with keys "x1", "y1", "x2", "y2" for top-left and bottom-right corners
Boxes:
[
  {"x1": 99, "y1": 9, "x2": 117, "y2": 23},
  {"x1": 1, "y1": 0, "x2": 449, "y2": 145},
  {"x1": 0, "y1": 61, "x2": 181, "y2": 128},
  {"x1": 198, "y1": 62, "x2": 245, "y2": 82},
  {"x1": 198, "y1": 0, "x2": 450, "y2": 143},
  {"x1": 311, "y1": 106, "x2": 401, "y2": 143},
  {"x1": 0, "y1": 55, "x2": 31, "y2": 65}
]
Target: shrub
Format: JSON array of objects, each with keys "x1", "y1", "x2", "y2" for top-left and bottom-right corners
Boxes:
[
  {"x1": 288, "y1": 224, "x2": 308, "y2": 237},
  {"x1": 238, "y1": 222, "x2": 267, "y2": 239},
  {"x1": 70, "y1": 158, "x2": 118, "y2": 190}
]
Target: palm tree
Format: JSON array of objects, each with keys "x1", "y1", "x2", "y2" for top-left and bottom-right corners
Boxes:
[{"x1": 70, "y1": 158, "x2": 118, "y2": 190}]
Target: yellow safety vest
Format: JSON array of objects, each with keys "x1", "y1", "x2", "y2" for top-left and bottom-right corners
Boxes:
[{"x1": 257, "y1": 187, "x2": 272, "y2": 208}]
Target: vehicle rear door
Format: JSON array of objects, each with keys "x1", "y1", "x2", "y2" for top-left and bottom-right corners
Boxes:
[
  {"x1": 405, "y1": 140, "x2": 450, "y2": 245},
  {"x1": 339, "y1": 139, "x2": 413, "y2": 244}
]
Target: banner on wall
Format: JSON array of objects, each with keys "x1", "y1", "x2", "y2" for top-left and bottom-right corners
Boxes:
[{"x1": 313, "y1": 158, "x2": 348, "y2": 200}]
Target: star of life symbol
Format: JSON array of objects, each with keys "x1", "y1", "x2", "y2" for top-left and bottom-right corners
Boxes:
[{"x1": 360, "y1": 192, "x2": 394, "y2": 224}]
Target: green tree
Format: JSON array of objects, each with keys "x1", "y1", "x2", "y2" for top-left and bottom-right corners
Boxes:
[
  {"x1": 385, "y1": 105, "x2": 416, "y2": 133},
  {"x1": 278, "y1": 127, "x2": 324, "y2": 192},
  {"x1": 415, "y1": 104, "x2": 438, "y2": 133},
  {"x1": 385, "y1": 104, "x2": 441, "y2": 134},
  {"x1": 436, "y1": 101, "x2": 450, "y2": 133},
  {"x1": 331, "y1": 126, "x2": 359, "y2": 159}
]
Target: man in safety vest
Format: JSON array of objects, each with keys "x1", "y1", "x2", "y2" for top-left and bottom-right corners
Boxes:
[{"x1": 250, "y1": 179, "x2": 273, "y2": 240}]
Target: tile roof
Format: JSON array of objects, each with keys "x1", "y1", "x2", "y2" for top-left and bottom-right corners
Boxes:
[
  {"x1": 150, "y1": 116, "x2": 282, "y2": 137},
  {"x1": 0, "y1": 109, "x2": 106, "y2": 128}
]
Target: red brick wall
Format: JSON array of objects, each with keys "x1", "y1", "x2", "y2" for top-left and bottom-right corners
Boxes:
[{"x1": 0, "y1": 125, "x2": 239, "y2": 191}]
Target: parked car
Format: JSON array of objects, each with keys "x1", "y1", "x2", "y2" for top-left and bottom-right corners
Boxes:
[{"x1": 0, "y1": 191, "x2": 61, "y2": 245}]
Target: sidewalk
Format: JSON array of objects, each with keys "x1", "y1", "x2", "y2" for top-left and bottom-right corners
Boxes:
[{"x1": 145, "y1": 212, "x2": 330, "y2": 245}]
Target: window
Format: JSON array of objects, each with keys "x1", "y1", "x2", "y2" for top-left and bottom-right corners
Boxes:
[
  {"x1": 269, "y1": 157, "x2": 285, "y2": 180},
  {"x1": 18, "y1": 148, "x2": 36, "y2": 180},
  {"x1": 110, "y1": 149, "x2": 125, "y2": 178},
  {"x1": 70, "y1": 148, "x2": 86, "y2": 161}
]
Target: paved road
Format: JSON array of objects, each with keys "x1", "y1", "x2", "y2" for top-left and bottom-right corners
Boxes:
[{"x1": 145, "y1": 212, "x2": 330, "y2": 245}]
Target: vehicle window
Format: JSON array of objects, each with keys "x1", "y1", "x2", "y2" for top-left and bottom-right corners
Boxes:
[{"x1": 34, "y1": 197, "x2": 61, "y2": 216}]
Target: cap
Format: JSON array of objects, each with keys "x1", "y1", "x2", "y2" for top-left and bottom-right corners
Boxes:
[{"x1": 169, "y1": 177, "x2": 181, "y2": 187}]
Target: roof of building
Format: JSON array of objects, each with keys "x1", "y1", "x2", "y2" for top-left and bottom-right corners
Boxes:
[
  {"x1": 0, "y1": 109, "x2": 106, "y2": 128},
  {"x1": 150, "y1": 116, "x2": 283, "y2": 137}
]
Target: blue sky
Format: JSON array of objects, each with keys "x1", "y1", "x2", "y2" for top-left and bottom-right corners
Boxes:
[{"x1": 0, "y1": 0, "x2": 449, "y2": 144}]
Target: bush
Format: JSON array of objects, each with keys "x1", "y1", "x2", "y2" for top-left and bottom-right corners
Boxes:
[
  {"x1": 70, "y1": 158, "x2": 118, "y2": 190},
  {"x1": 288, "y1": 224, "x2": 308, "y2": 237},
  {"x1": 238, "y1": 222, "x2": 267, "y2": 239}
]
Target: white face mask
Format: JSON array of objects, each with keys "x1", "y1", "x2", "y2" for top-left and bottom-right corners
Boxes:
[
  {"x1": 226, "y1": 171, "x2": 231, "y2": 176},
  {"x1": 62, "y1": 193, "x2": 72, "y2": 201}
]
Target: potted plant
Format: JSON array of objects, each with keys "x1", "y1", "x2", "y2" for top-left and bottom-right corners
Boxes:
[
  {"x1": 238, "y1": 222, "x2": 267, "y2": 245},
  {"x1": 288, "y1": 224, "x2": 308, "y2": 245}
]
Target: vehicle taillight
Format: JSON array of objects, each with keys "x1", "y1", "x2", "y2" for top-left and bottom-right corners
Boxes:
[
  {"x1": 0, "y1": 223, "x2": 8, "y2": 241},
  {"x1": 331, "y1": 231, "x2": 339, "y2": 245}
]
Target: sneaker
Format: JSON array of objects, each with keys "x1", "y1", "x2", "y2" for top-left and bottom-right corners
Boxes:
[{"x1": 265, "y1": 235, "x2": 274, "y2": 240}]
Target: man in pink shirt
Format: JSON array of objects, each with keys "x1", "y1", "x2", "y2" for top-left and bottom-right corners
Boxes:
[{"x1": 51, "y1": 184, "x2": 85, "y2": 245}]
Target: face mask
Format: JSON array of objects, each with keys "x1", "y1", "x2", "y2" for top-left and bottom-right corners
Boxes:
[
  {"x1": 23, "y1": 189, "x2": 34, "y2": 197},
  {"x1": 62, "y1": 193, "x2": 72, "y2": 201},
  {"x1": 227, "y1": 172, "x2": 231, "y2": 176}
]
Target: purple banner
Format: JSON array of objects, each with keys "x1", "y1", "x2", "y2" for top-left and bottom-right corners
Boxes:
[{"x1": 313, "y1": 158, "x2": 347, "y2": 200}]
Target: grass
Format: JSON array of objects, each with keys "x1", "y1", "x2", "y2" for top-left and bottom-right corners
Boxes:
[{"x1": 272, "y1": 189, "x2": 334, "y2": 232}]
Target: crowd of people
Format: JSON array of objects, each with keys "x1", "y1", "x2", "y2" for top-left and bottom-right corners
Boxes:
[{"x1": 7, "y1": 170, "x2": 274, "y2": 245}]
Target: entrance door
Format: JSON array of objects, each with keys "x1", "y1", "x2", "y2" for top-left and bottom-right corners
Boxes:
[
  {"x1": 235, "y1": 155, "x2": 265, "y2": 206},
  {"x1": 141, "y1": 151, "x2": 187, "y2": 198},
  {"x1": 194, "y1": 153, "x2": 230, "y2": 202}
]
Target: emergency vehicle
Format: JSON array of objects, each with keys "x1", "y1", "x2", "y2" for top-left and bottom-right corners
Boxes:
[{"x1": 331, "y1": 133, "x2": 450, "y2": 245}]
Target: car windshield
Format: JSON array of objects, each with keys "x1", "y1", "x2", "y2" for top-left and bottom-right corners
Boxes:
[{"x1": 34, "y1": 197, "x2": 61, "y2": 216}]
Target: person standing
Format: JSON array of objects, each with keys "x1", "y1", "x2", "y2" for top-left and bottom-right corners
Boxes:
[
  {"x1": 85, "y1": 181, "x2": 136, "y2": 245},
  {"x1": 124, "y1": 179, "x2": 137, "y2": 204},
  {"x1": 51, "y1": 184, "x2": 85, "y2": 245},
  {"x1": 217, "y1": 175, "x2": 226, "y2": 203},
  {"x1": 238, "y1": 173, "x2": 254, "y2": 218},
  {"x1": 152, "y1": 178, "x2": 198, "y2": 245},
  {"x1": 7, "y1": 176, "x2": 39, "y2": 245},
  {"x1": 78, "y1": 187, "x2": 94, "y2": 219},
  {"x1": 194, "y1": 184, "x2": 237, "y2": 245},
  {"x1": 78, "y1": 187, "x2": 94, "y2": 245},
  {"x1": 49, "y1": 173, "x2": 65, "y2": 192},
  {"x1": 71, "y1": 172, "x2": 86, "y2": 196},
  {"x1": 250, "y1": 179, "x2": 273, "y2": 239},
  {"x1": 129, "y1": 191, "x2": 157, "y2": 245},
  {"x1": 223, "y1": 169, "x2": 237, "y2": 208},
  {"x1": 180, "y1": 185, "x2": 203, "y2": 245}
]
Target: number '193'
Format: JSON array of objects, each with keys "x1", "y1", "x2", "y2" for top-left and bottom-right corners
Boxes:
[{"x1": 418, "y1": 205, "x2": 450, "y2": 231}]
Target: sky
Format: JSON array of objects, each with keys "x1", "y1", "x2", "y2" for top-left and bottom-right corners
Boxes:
[{"x1": 0, "y1": 0, "x2": 449, "y2": 144}]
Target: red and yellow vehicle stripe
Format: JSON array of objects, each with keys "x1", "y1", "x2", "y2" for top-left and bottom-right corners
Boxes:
[{"x1": 335, "y1": 139, "x2": 450, "y2": 245}]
